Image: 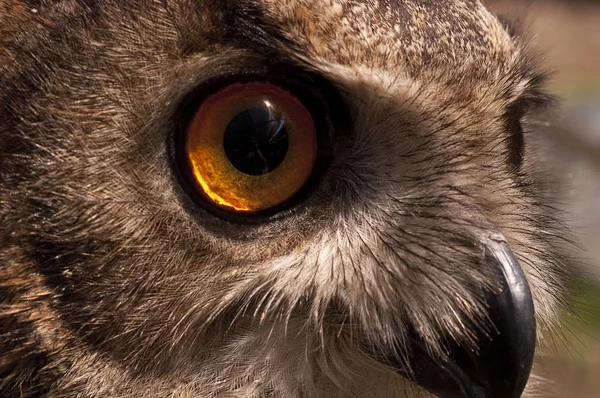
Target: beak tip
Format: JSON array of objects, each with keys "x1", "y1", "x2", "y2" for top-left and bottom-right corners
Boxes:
[
  {"x1": 480, "y1": 240, "x2": 536, "y2": 398},
  {"x1": 369, "y1": 238, "x2": 536, "y2": 398}
]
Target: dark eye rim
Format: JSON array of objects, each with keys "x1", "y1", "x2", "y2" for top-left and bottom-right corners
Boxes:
[
  {"x1": 503, "y1": 84, "x2": 555, "y2": 174},
  {"x1": 504, "y1": 98, "x2": 528, "y2": 172},
  {"x1": 169, "y1": 69, "x2": 343, "y2": 224}
]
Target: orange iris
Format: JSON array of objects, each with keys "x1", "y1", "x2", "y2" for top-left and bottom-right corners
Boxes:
[{"x1": 185, "y1": 82, "x2": 318, "y2": 214}]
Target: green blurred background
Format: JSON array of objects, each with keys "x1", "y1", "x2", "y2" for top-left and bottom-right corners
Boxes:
[{"x1": 485, "y1": 1, "x2": 600, "y2": 396}]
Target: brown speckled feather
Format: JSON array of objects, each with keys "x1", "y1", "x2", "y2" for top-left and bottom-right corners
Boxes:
[{"x1": 0, "y1": 1, "x2": 574, "y2": 397}]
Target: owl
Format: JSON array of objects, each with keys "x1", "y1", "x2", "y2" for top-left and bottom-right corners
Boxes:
[{"x1": 0, "y1": 1, "x2": 575, "y2": 397}]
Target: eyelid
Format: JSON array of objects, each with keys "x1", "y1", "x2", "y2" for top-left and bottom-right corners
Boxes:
[
  {"x1": 503, "y1": 90, "x2": 554, "y2": 172},
  {"x1": 168, "y1": 65, "x2": 348, "y2": 223},
  {"x1": 172, "y1": 75, "x2": 335, "y2": 223}
]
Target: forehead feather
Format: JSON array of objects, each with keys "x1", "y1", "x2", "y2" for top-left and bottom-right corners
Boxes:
[{"x1": 259, "y1": 0, "x2": 517, "y2": 82}]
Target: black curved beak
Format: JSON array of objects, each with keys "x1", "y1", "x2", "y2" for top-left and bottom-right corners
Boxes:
[{"x1": 374, "y1": 236, "x2": 536, "y2": 398}]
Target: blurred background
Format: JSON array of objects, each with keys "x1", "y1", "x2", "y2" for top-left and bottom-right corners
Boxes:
[{"x1": 484, "y1": 1, "x2": 600, "y2": 396}]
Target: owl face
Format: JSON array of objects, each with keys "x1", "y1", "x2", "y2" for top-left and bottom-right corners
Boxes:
[{"x1": 0, "y1": 1, "x2": 569, "y2": 397}]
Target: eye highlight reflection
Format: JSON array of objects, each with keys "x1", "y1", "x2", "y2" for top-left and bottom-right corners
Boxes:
[{"x1": 183, "y1": 81, "x2": 318, "y2": 214}]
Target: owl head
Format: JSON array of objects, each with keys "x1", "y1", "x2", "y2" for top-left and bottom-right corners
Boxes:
[{"x1": 0, "y1": 1, "x2": 573, "y2": 397}]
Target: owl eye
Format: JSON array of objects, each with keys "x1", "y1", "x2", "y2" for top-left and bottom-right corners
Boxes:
[{"x1": 182, "y1": 81, "x2": 320, "y2": 216}]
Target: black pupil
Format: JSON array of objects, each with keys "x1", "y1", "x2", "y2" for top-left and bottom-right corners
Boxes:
[{"x1": 223, "y1": 102, "x2": 289, "y2": 176}]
